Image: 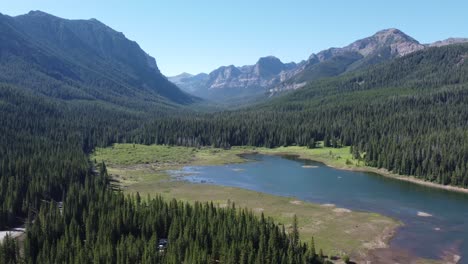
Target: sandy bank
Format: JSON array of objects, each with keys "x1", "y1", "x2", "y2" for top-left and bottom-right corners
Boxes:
[{"x1": 0, "y1": 228, "x2": 25, "y2": 242}]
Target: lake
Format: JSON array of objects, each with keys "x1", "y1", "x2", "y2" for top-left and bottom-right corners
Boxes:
[{"x1": 169, "y1": 154, "x2": 468, "y2": 263}]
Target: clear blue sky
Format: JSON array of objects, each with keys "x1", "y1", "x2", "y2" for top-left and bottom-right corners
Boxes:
[{"x1": 2, "y1": 0, "x2": 468, "y2": 76}]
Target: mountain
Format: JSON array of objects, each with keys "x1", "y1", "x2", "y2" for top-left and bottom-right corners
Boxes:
[
  {"x1": 273, "y1": 29, "x2": 468, "y2": 94},
  {"x1": 176, "y1": 28, "x2": 468, "y2": 100},
  {"x1": 0, "y1": 10, "x2": 195, "y2": 109},
  {"x1": 266, "y1": 43, "x2": 468, "y2": 107},
  {"x1": 169, "y1": 72, "x2": 209, "y2": 94},
  {"x1": 170, "y1": 56, "x2": 302, "y2": 101},
  {"x1": 207, "y1": 56, "x2": 296, "y2": 93},
  {"x1": 271, "y1": 28, "x2": 426, "y2": 93},
  {"x1": 169, "y1": 72, "x2": 194, "y2": 83}
]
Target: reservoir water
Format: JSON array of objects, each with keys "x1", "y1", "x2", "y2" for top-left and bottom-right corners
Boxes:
[{"x1": 170, "y1": 154, "x2": 468, "y2": 263}]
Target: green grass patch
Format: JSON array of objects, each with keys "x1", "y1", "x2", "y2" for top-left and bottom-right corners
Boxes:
[
  {"x1": 92, "y1": 144, "x2": 196, "y2": 165},
  {"x1": 92, "y1": 144, "x2": 246, "y2": 167},
  {"x1": 242, "y1": 145, "x2": 360, "y2": 168}
]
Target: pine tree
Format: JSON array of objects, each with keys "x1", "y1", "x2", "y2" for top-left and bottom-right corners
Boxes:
[{"x1": 291, "y1": 214, "x2": 300, "y2": 249}]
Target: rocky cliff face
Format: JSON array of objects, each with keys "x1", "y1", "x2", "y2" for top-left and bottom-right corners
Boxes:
[
  {"x1": 206, "y1": 56, "x2": 298, "y2": 91},
  {"x1": 170, "y1": 56, "x2": 302, "y2": 100},
  {"x1": 14, "y1": 11, "x2": 164, "y2": 75},
  {"x1": 343, "y1": 28, "x2": 425, "y2": 57},
  {"x1": 0, "y1": 10, "x2": 195, "y2": 105}
]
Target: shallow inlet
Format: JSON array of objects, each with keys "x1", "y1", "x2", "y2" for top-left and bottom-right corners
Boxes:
[{"x1": 169, "y1": 154, "x2": 468, "y2": 263}]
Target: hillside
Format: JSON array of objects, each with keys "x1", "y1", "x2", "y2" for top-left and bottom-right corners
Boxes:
[
  {"x1": 268, "y1": 43, "x2": 468, "y2": 105},
  {"x1": 0, "y1": 11, "x2": 196, "y2": 109}
]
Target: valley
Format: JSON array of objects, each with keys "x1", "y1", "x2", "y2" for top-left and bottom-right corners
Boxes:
[{"x1": 2, "y1": 5, "x2": 468, "y2": 264}]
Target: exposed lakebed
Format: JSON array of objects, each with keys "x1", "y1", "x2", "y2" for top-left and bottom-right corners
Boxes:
[{"x1": 169, "y1": 154, "x2": 468, "y2": 263}]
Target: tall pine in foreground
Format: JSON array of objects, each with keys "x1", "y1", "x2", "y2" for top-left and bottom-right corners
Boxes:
[{"x1": 0, "y1": 234, "x2": 20, "y2": 264}]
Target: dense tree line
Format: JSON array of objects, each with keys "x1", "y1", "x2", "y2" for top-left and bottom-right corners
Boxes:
[
  {"x1": 0, "y1": 85, "x2": 328, "y2": 263},
  {"x1": 0, "y1": 85, "x2": 141, "y2": 230},
  {"x1": 1, "y1": 163, "x2": 325, "y2": 263},
  {"x1": 1, "y1": 42, "x2": 468, "y2": 262}
]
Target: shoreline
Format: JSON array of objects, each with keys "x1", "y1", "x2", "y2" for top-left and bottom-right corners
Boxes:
[
  {"x1": 237, "y1": 148, "x2": 466, "y2": 263},
  {"x1": 243, "y1": 149, "x2": 468, "y2": 195},
  {"x1": 180, "y1": 150, "x2": 403, "y2": 258},
  {"x1": 99, "y1": 144, "x2": 468, "y2": 262},
  {"x1": 94, "y1": 144, "x2": 403, "y2": 260},
  {"x1": 335, "y1": 165, "x2": 468, "y2": 195}
]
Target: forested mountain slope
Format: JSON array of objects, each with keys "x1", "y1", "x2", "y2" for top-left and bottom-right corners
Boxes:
[{"x1": 0, "y1": 11, "x2": 195, "y2": 108}]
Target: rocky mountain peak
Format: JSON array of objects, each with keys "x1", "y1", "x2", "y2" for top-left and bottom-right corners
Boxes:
[
  {"x1": 27, "y1": 10, "x2": 51, "y2": 16},
  {"x1": 174, "y1": 72, "x2": 194, "y2": 79},
  {"x1": 254, "y1": 56, "x2": 286, "y2": 77},
  {"x1": 256, "y1": 56, "x2": 282, "y2": 65},
  {"x1": 345, "y1": 28, "x2": 423, "y2": 57},
  {"x1": 374, "y1": 28, "x2": 409, "y2": 38},
  {"x1": 212, "y1": 65, "x2": 241, "y2": 79}
]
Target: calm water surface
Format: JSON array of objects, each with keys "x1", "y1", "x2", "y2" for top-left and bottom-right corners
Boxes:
[{"x1": 169, "y1": 154, "x2": 468, "y2": 263}]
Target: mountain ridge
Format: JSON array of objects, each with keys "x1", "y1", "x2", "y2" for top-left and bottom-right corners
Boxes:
[
  {"x1": 0, "y1": 10, "x2": 195, "y2": 108},
  {"x1": 172, "y1": 28, "x2": 468, "y2": 100},
  {"x1": 169, "y1": 55, "x2": 303, "y2": 100}
]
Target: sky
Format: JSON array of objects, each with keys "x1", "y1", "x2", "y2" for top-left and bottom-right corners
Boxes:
[{"x1": 1, "y1": 0, "x2": 468, "y2": 76}]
